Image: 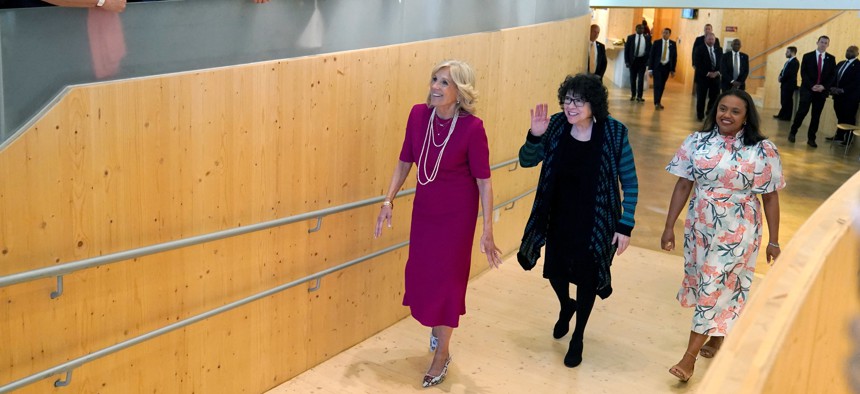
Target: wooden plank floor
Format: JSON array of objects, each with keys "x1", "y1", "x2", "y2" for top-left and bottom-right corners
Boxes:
[
  {"x1": 268, "y1": 81, "x2": 860, "y2": 393},
  {"x1": 268, "y1": 247, "x2": 703, "y2": 393}
]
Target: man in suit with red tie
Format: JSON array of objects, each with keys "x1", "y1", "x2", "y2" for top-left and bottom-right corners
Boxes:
[
  {"x1": 720, "y1": 39, "x2": 750, "y2": 92},
  {"x1": 587, "y1": 24, "x2": 608, "y2": 80},
  {"x1": 624, "y1": 24, "x2": 651, "y2": 102},
  {"x1": 827, "y1": 45, "x2": 860, "y2": 144},
  {"x1": 774, "y1": 46, "x2": 800, "y2": 121},
  {"x1": 789, "y1": 36, "x2": 837, "y2": 147},
  {"x1": 647, "y1": 27, "x2": 677, "y2": 110},
  {"x1": 693, "y1": 32, "x2": 721, "y2": 121}
]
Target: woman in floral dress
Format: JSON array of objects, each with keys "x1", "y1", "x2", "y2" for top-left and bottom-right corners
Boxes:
[{"x1": 661, "y1": 89, "x2": 785, "y2": 382}]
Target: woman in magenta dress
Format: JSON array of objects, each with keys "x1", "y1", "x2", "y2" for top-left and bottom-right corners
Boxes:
[{"x1": 375, "y1": 59, "x2": 502, "y2": 388}]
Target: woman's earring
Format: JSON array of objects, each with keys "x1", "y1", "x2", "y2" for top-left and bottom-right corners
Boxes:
[{"x1": 743, "y1": 121, "x2": 747, "y2": 125}]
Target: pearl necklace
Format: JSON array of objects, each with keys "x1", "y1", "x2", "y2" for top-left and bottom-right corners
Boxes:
[{"x1": 418, "y1": 108, "x2": 458, "y2": 185}]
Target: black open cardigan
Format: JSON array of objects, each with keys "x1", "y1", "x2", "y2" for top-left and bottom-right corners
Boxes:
[{"x1": 517, "y1": 114, "x2": 639, "y2": 299}]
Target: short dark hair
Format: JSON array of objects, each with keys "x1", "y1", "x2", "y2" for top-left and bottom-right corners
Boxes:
[
  {"x1": 787, "y1": 46, "x2": 797, "y2": 54},
  {"x1": 556, "y1": 74, "x2": 609, "y2": 122},
  {"x1": 818, "y1": 35, "x2": 830, "y2": 42},
  {"x1": 701, "y1": 89, "x2": 766, "y2": 146},
  {"x1": 663, "y1": 28, "x2": 672, "y2": 34}
]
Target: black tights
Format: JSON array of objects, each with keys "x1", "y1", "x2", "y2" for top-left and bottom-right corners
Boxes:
[{"x1": 549, "y1": 278, "x2": 597, "y2": 341}]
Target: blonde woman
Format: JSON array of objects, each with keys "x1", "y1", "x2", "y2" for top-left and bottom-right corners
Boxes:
[{"x1": 375, "y1": 59, "x2": 502, "y2": 388}]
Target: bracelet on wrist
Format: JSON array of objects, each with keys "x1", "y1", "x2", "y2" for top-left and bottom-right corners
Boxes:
[
  {"x1": 768, "y1": 242, "x2": 780, "y2": 248},
  {"x1": 381, "y1": 200, "x2": 394, "y2": 209}
]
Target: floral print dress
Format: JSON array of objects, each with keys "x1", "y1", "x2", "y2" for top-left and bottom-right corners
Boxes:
[{"x1": 666, "y1": 129, "x2": 785, "y2": 336}]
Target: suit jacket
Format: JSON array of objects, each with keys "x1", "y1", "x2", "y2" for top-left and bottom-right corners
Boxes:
[
  {"x1": 778, "y1": 57, "x2": 799, "y2": 88},
  {"x1": 833, "y1": 59, "x2": 860, "y2": 102},
  {"x1": 624, "y1": 33, "x2": 652, "y2": 65},
  {"x1": 588, "y1": 40, "x2": 608, "y2": 77},
  {"x1": 691, "y1": 35, "x2": 721, "y2": 65},
  {"x1": 647, "y1": 38, "x2": 677, "y2": 73},
  {"x1": 693, "y1": 44, "x2": 722, "y2": 82},
  {"x1": 799, "y1": 50, "x2": 837, "y2": 92},
  {"x1": 719, "y1": 51, "x2": 750, "y2": 90}
]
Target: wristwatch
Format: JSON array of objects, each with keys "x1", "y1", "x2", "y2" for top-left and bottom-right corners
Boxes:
[{"x1": 96, "y1": 0, "x2": 106, "y2": 6}]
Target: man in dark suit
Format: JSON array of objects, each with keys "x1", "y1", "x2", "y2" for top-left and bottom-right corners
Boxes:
[
  {"x1": 691, "y1": 24, "x2": 722, "y2": 68},
  {"x1": 828, "y1": 45, "x2": 860, "y2": 143},
  {"x1": 774, "y1": 46, "x2": 800, "y2": 121},
  {"x1": 693, "y1": 32, "x2": 721, "y2": 121},
  {"x1": 587, "y1": 24, "x2": 608, "y2": 79},
  {"x1": 720, "y1": 39, "x2": 750, "y2": 92},
  {"x1": 789, "y1": 36, "x2": 837, "y2": 147},
  {"x1": 624, "y1": 24, "x2": 651, "y2": 102},
  {"x1": 647, "y1": 27, "x2": 677, "y2": 110}
]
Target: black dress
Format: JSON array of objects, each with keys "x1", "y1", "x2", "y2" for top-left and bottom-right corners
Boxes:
[{"x1": 543, "y1": 128, "x2": 601, "y2": 288}]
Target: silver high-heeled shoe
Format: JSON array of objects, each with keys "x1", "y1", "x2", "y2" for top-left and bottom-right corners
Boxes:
[{"x1": 422, "y1": 356, "x2": 451, "y2": 388}]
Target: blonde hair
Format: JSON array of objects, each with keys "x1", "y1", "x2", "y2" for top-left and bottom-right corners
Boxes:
[{"x1": 425, "y1": 59, "x2": 478, "y2": 114}]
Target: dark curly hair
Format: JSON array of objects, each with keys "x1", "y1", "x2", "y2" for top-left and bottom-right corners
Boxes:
[
  {"x1": 556, "y1": 74, "x2": 609, "y2": 122},
  {"x1": 701, "y1": 89, "x2": 766, "y2": 146}
]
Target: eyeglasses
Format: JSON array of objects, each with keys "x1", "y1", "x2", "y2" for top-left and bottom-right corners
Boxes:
[{"x1": 563, "y1": 97, "x2": 587, "y2": 107}]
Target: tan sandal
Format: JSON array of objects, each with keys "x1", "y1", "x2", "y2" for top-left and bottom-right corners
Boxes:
[
  {"x1": 699, "y1": 336, "x2": 724, "y2": 358},
  {"x1": 669, "y1": 351, "x2": 697, "y2": 382}
]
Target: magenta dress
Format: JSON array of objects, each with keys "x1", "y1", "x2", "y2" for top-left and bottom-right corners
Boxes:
[{"x1": 398, "y1": 104, "x2": 491, "y2": 328}]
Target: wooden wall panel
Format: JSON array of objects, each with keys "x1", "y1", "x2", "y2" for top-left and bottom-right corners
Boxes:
[
  {"x1": 763, "y1": 233, "x2": 858, "y2": 393},
  {"x1": 650, "y1": 8, "x2": 677, "y2": 40},
  {"x1": 605, "y1": 8, "x2": 635, "y2": 46},
  {"x1": 0, "y1": 15, "x2": 589, "y2": 393},
  {"x1": 698, "y1": 170, "x2": 860, "y2": 393}
]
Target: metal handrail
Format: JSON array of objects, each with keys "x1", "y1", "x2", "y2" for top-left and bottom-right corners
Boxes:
[
  {"x1": 0, "y1": 186, "x2": 536, "y2": 392},
  {"x1": 750, "y1": 62, "x2": 766, "y2": 73},
  {"x1": 0, "y1": 158, "x2": 520, "y2": 291}
]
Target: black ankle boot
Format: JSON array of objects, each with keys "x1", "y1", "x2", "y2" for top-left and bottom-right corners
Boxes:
[
  {"x1": 564, "y1": 339, "x2": 583, "y2": 368},
  {"x1": 552, "y1": 298, "x2": 577, "y2": 339}
]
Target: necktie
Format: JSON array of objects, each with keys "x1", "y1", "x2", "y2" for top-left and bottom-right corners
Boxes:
[
  {"x1": 634, "y1": 35, "x2": 640, "y2": 58},
  {"x1": 837, "y1": 61, "x2": 848, "y2": 83},
  {"x1": 585, "y1": 42, "x2": 594, "y2": 74},
  {"x1": 816, "y1": 53, "x2": 822, "y2": 85},
  {"x1": 710, "y1": 47, "x2": 715, "y2": 68},
  {"x1": 733, "y1": 52, "x2": 739, "y2": 80},
  {"x1": 780, "y1": 59, "x2": 789, "y2": 78},
  {"x1": 661, "y1": 40, "x2": 668, "y2": 63}
]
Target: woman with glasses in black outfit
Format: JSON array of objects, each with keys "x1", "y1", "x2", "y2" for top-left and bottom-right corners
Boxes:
[{"x1": 518, "y1": 74, "x2": 639, "y2": 367}]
